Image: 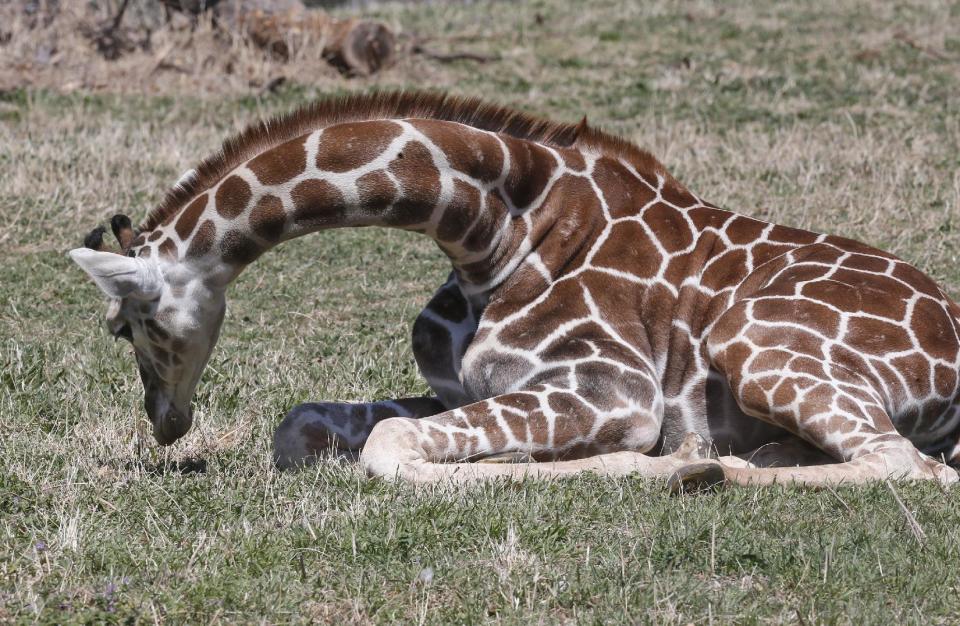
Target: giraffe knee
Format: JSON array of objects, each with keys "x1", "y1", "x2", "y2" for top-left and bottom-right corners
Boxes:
[
  {"x1": 360, "y1": 417, "x2": 424, "y2": 479},
  {"x1": 624, "y1": 412, "x2": 663, "y2": 453}
]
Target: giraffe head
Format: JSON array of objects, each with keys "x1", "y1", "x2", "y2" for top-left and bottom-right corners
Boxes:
[{"x1": 69, "y1": 215, "x2": 226, "y2": 445}]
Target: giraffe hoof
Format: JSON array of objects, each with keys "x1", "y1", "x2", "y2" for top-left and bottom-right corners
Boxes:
[
  {"x1": 667, "y1": 461, "x2": 727, "y2": 495},
  {"x1": 674, "y1": 432, "x2": 713, "y2": 462}
]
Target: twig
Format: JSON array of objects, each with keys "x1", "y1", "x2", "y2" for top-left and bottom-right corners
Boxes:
[
  {"x1": 258, "y1": 75, "x2": 286, "y2": 96},
  {"x1": 893, "y1": 30, "x2": 949, "y2": 61},
  {"x1": 155, "y1": 60, "x2": 191, "y2": 74},
  {"x1": 149, "y1": 41, "x2": 175, "y2": 73},
  {"x1": 111, "y1": 0, "x2": 131, "y2": 31},
  {"x1": 823, "y1": 483, "x2": 853, "y2": 514},
  {"x1": 411, "y1": 43, "x2": 499, "y2": 64},
  {"x1": 885, "y1": 480, "x2": 926, "y2": 546}
]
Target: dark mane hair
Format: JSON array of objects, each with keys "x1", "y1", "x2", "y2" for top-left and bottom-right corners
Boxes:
[{"x1": 141, "y1": 90, "x2": 666, "y2": 232}]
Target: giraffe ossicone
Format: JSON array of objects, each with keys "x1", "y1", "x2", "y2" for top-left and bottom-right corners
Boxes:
[{"x1": 70, "y1": 91, "x2": 960, "y2": 487}]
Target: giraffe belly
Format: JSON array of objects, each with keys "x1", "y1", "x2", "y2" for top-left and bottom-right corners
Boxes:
[{"x1": 661, "y1": 369, "x2": 790, "y2": 455}]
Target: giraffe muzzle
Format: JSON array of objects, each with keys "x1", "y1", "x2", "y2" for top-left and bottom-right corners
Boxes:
[{"x1": 148, "y1": 402, "x2": 194, "y2": 445}]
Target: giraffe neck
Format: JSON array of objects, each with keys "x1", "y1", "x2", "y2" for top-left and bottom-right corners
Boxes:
[{"x1": 139, "y1": 118, "x2": 590, "y2": 297}]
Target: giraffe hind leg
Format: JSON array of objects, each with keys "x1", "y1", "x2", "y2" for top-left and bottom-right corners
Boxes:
[
  {"x1": 671, "y1": 448, "x2": 958, "y2": 489},
  {"x1": 705, "y1": 296, "x2": 960, "y2": 487}
]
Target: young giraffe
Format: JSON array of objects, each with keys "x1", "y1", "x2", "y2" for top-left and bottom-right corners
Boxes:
[{"x1": 70, "y1": 92, "x2": 960, "y2": 487}]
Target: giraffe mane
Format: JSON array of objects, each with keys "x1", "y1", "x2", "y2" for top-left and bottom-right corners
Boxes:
[{"x1": 141, "y1": 90, "x2": 666, "y2": 233}]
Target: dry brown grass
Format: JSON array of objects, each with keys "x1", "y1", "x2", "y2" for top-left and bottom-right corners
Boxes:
[{"x1": 0, "y1": 1, "x2": 434, "y2": 95}]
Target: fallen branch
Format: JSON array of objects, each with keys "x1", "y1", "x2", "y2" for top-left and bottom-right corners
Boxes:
[{"x1": 411, "y1": 43, "x2": 499, "y2": 64}]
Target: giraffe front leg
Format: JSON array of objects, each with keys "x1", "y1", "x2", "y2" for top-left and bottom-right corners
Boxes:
[
  {"x1": 273, "y1": 397, "x2": 446, "y2": 469},
  {"x1": 359, "y1": 385, "x2": 710, "y2": 483},
  {"x1": 275, "y1": 275, "x2": 475, "y2": 470}
]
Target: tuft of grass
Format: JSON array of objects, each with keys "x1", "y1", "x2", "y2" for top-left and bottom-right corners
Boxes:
[{"x1": 2, "y1": 0, "x2": 960, "y2": 622}]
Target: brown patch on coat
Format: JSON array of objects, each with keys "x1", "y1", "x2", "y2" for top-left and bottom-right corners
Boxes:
[
  {"x1": 843, "y1": 253, "x2": 891, "y2": 274},
  {"x1": 248, "y1": 135, "x2": 308, "y2": 185},
  {"x1": 591, "y1": 156, "x2": 657, "y2": 219},
  {"x1": 385, "y1": 141, "x2": 440, "y2": 226},
  {"x1": 591, "y1": 220, "x2": 661, "y2": 278},
  {"x1": 661, "y1": 181, "x2": 697, "y2": 207},
  {"x1": 356, "y1": 170, "x2": 398, "y2": 209},
  {"x1": 752, "y1": 297, "x2": 842, "y2": 336},
  {"x1": 220, "y1": 230, "x2": 262, "y2": 265},
  {"x1": 412, "y1": 119, "x2": 506, "y2": 182},
  {"x1": 215, "y1": 176, "x2": 252, "y2": 219},
  {"x1": 315, "y1": 120, "x2": 402, "y2": 173},
  {"x1": 502, "y1": 136, "x2": 557, "y2": 210},
  {"x1": 845, "y1": 317, "x2": 913, "y2": 355},
  {"x1": 912, "y1": 297, "x2": 959, "y2": 360},
  {"x1": 643, "y1": 203, "x2": 692, "y2": 253},
  {"x1": 559, "y1": 147, "x2": 586, "y2": 171},
  {"x1": 291, "y1": 179, "x2": 347, "y2": 227},
  {"x1": 187, "y1": 220, "x2": 216, "y2": 258},
  {"x1": 769, "y1": 225, "x2": 819, "y2": 245},
  {"x1": 726, "y1": 216, "x2": 768, "y2": 245},
  {"x1": 437, "y1": 180, "x2": 481, "y2": 243},
  {"x1": 701, "y1": 249, "x2": 748, "y2": 291},
  {"x1": 891, "y1": 353, "x2": 932, "y2": 398},
  {"x1": 176, "y1": 195, "x2": 208, "y2": 240},
  {"x1": 934, "y1": 364, "x2": 958, "y2": 397},
  {"x1": 250, "y1": 195, "x2": 286, "y2": 241},
  {"x1": 689, "y1": 206, "x2": 733, "y2": 231},
  {"x1": 542, "y1": 336, "x2": 595, "y2": 362},
  {"x1": 158, "y1": 238, "x2": 178, "y2": 261}
]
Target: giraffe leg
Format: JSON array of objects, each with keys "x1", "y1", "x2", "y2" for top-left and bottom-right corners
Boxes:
[
  {"x1": 359, "y1": 386, "x2": 711, "y2": 483},
  {"x1": 671, "y1": 448, "x2": 958, "y2": 490},
  {"x1": 362, "y1": 415, "x2": 712, "y2": 483},
  {"x1": 273, "y1": 397, "x2": 446, "y2": 469},
  {"x1": 704, "y1": 297, "x2": 960, "y2": 487},
  {"x1": 275, "y1": 276, "x2": 476, "y2": 470}
]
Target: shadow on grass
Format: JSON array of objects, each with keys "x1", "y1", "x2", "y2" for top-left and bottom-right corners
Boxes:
[{"x1": 122, "y1": 457, "x2": 208, "y2": 475}]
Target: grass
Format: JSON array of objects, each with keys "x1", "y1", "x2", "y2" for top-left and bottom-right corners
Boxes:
[{"x1": 2, "y1": 0, "x2": 960, "y2": 622}]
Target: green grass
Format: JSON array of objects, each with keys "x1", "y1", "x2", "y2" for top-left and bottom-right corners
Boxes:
[{"x1": 2, "y1": 0, "x2": 960, "y2": 622}]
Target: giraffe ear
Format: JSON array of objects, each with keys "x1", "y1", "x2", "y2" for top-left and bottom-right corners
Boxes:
[{"x1": 68, "y1": 248, "x2": 163, "y2": 300}]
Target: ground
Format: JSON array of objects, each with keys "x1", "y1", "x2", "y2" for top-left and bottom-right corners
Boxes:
[{"x1": 2, "y1": 0, "x2": 960, "y2": 622}]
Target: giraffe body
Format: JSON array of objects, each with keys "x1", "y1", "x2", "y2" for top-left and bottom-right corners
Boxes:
[{"x1": 70, "y1": 93, "x2": 960, "y2": 486}]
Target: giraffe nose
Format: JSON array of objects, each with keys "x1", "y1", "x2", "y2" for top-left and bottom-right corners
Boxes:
[
  {"x1": 150, "y1": 404, "x2": 194, "y2": 445},
  {"x1": 145, "y1": 389, "x2": 193, "y2": 444}
]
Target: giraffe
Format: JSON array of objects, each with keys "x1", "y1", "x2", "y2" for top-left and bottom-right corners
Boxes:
[{"x1": 70, "y1": 91, "x2": 960, "y2": 488}]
